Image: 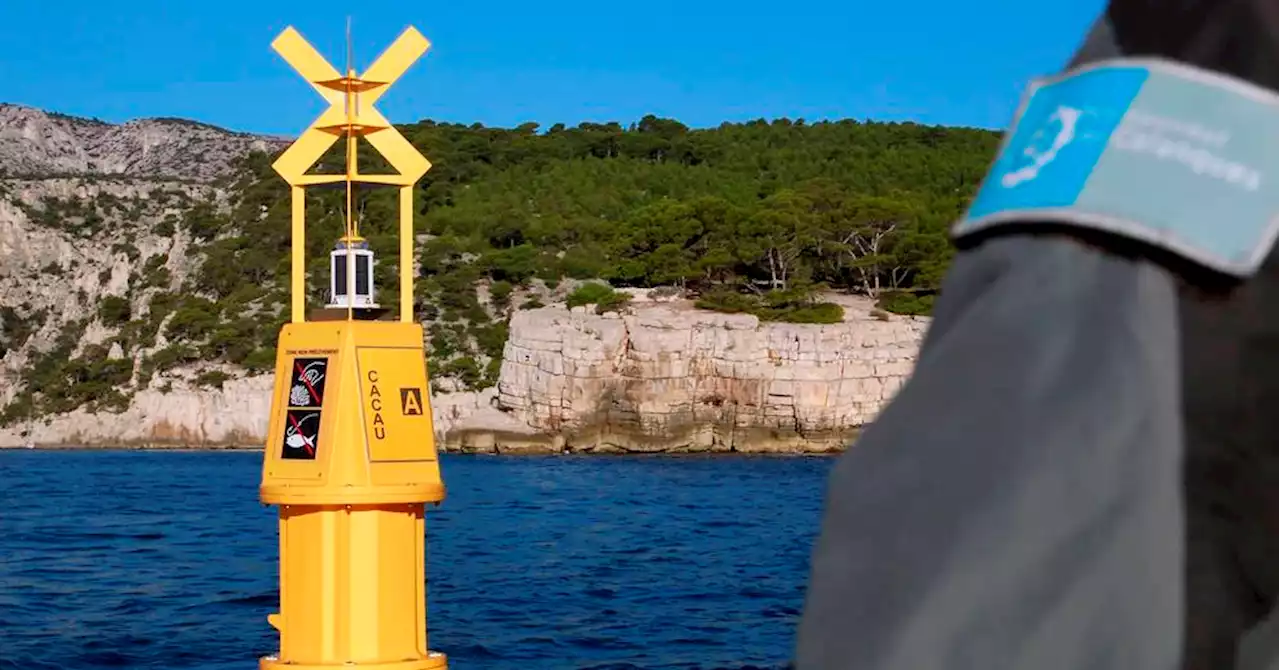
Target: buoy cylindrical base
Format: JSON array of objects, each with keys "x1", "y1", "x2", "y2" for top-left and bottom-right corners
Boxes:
[
  {"x1": 261, "y1": 503, "x2": 446, "y2": 669},
  {"x1": 260, "y1": 652, "x2": 448, "y2": 670}
]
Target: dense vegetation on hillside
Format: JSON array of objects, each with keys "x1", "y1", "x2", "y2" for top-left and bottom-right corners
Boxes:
[
  {"x1": 1, "y1": 116, "x2": 999, "y2": 423},
  {"x1": 224, "y1": 118, "x2": 995, "y2": 383}
]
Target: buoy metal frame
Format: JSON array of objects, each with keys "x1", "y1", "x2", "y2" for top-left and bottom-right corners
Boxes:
[{"x1": 259, "y1": 23, "x2": 447, "y2": 670}]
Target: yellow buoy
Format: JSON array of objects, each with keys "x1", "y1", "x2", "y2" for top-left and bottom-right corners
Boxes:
[{"x1": 259, "y1": 22, "x2": 447, "y2": 670}]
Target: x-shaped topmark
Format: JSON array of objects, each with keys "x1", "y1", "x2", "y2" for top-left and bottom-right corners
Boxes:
[{"x1": 270, "y1": 26, "x2": 432, "y2": 186}]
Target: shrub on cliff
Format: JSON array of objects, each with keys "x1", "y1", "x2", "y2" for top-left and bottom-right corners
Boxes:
[
  {"x1": 488, "y1": 280, "x2": 514, "y2": 309},
  {"x1": 694, "y1": 287, "x2": 758, "y2": 314},
  {"x1": 566, "y1": 283, "x2": 632, "y2": 314},
  {"x1": 875, "y1": 290, "x2": 934, "y2": 316},
  {"x1": 97, "y1": 295, "x2": 131, "y2": 326},
  {"x1": 441, "y1": 356, "x2": 483, "y2": 391},
  {"x1": 695, "y1": 285, "x2": 844, "y2": 324},
  {"x1": 0, "y1": 306, "x2": 40, "y2": 357},
  {"x1": 194, "y1": 370, "x2": 232, "y2": 390},
  {"x1": 768, "y1": 301, "x2": 844, "y2": 324}
]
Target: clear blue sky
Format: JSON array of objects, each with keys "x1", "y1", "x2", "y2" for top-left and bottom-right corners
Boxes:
[{"x1": 0, "y1": 0, "x2": 1104, "y2": 136}]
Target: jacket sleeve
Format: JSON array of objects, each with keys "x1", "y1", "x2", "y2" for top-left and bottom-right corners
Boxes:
[
  {"x1": 793, "y1": 231, "x2": 1182, "y2": 670},
  {"x1": 794, "y1": 232, "x2": 1186, "y2": 670}
]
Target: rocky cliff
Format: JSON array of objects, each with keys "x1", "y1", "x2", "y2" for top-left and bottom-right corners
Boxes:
[
  {"x1": 1, "y1": 293, "x2": 927, "y2": 452},
  {"x1": 0, "y1": 103, "x2": 284, "y2": 181},
  {"x1": 457, "y1": 294, "x2": 926, "y2": 453},
  {"x1": 0, "y1": 103, "x2": 934, "y2": 453},
  {"x1": 0, "y1": 104, "x2": 288, "y2": 433}
]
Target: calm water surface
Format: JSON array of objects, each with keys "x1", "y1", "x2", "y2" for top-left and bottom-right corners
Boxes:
[{"x1": 0, "y1": 451, "x2": 833, "y2": 669}]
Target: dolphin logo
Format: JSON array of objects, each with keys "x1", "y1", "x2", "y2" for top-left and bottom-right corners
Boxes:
[{"x1": 1001, "y1": 105, "x2": 1083, "y2": 188}]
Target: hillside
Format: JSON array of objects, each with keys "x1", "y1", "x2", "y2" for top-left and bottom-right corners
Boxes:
[
  {"x1": 0, "y1": 103, "x2": 285, "y2": 182},
  {"x1": 0, "y1": 104, "x2": 999, "y2": 430}
]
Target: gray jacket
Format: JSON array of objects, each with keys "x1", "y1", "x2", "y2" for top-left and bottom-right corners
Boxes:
[{"x1": 795, "y1": 7, "x2": 1277, "y2": 670}]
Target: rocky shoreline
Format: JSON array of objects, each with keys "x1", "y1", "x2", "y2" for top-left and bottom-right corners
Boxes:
[
  {"x1": 2, "y1": 418, "x2": 861, "y2": 455},
  {"x1": 442, "y1": 425, "x2": 860, "y2": 455},
  {"x1": 1, "y1": 294, "x2": 926, "y2": 453}
]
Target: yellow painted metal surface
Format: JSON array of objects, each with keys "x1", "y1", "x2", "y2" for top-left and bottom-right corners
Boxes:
[
  {"x1": 259, "y1": 324, "x2": 448, "y2": 670},
  {"x1": 260, "y1": 23, "x2": 446, "y2": 670},
  {"x1": 271, "y1": 24, "x2": 432, "y2": 325},
  {"x1": 260, "y1": 322, "x2": 444, "y2": 504},
  {"x1": 399, "y1": 186, "x2": 413, "y2": 322},
  {"x1": 268, "y1": 505, "x2": 444, "y2": 670},
  {"x1": 355, "y1": 346, "x2": 437, "y2": 462},
  {"x1": 269, "y1": 26, "x2": 432, "y2": 187}
]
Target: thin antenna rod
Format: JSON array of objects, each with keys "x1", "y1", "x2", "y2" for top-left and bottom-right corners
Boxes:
[{"x1": 344, "y1": 15, "x2": 356, "y2": 321}]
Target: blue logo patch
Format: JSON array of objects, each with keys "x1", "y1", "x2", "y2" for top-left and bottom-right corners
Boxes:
[
  {"x1": 956, "y1": 59, "x2": 1279, "y2": 278},
  {"x1": 967, "y1": 67, "x2": 1149, "y2": 218}
]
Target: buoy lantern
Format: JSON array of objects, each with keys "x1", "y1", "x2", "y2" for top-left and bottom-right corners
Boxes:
[{"x1": 328, "y1": 236, "x2": 378, "y2": 309}]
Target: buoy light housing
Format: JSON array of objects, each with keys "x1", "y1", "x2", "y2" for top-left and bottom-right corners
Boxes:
[{"x1": 328, "y1": 236, "x2": 378, "y2": 309}]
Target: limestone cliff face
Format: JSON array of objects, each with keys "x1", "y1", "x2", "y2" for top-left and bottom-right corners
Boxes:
[
  {"x1": 0, "y1": 376, "x2": 272, "y2": 448},
  {"x1": 0, "y1": 299, "x2": 928, "y2": 453},
  {"x1": 453, "y1": 297, "x2": 928, "y2": 453},
  {"x1": 0, "y1": 375, "x2": 492, "y2": 449},
  {"x1": 0, "y1": 103, "x2": 286, "y2": 181},
  {"x1": 0, "y1": 105, "x2": 284, "y2": 423},
  {"x1": 1, "y1": 181, "x2": 198, "y2": 408}
]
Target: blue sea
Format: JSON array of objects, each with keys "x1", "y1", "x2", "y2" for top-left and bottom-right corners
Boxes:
[{"x1": 0, "y1": 450, "x2": 834, "y2": 670}]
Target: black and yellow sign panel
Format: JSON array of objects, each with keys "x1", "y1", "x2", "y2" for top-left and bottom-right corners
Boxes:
[
  {"x1": 280, "y1": 357, "x2": 329, "y2": 460},
  {"x1": 356, "y1": 346, "x2": 435, "y2": 462}
]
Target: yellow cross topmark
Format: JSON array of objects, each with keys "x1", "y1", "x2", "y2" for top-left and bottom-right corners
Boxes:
[{"x1": 271, "y1": 26, "x2": 432, "y2": 186}]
